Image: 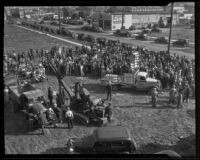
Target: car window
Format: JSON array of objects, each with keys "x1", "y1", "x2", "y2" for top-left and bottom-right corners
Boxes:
[{"x1": 140, "y1": 76, "x2": 146, "y2": 81}]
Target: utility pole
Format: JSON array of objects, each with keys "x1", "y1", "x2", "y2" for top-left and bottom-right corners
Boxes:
[
  {"x1": 167, "y1": 2, "x2": 174, "y2": 54},
  {"x1": 121, "y1": 6, "x2": 125, "y2": 29},
  {"x1": 58, "y1": 6, "x2": 61, "y2": 32}
]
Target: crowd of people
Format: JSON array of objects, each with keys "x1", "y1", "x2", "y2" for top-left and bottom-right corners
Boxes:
[
  {"x1": 4, "y1": 40, "x2": 195, "y2": 120},
  {"x1": 4, "y1": 41, "x2": 195, "y2": 91}
]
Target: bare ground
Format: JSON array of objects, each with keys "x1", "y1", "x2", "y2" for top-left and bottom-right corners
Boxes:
[
  {"x1": 4, "y1": 23, "x2": 196, "y2": 156},
  {"x1": 4, "y1": 76, "x2": 196, "y2": 155}
]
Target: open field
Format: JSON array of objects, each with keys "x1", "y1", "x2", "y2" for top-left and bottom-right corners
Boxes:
[
  {"x1": 4, "y1": 23, "x2": 196, "y2": 156},
  {"x1": 4, "y1": 23, "x2": 73, "y2": 53}
]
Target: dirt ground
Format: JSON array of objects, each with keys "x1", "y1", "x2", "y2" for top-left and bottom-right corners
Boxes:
[{"x1": 4, "y1": 23, "x2": 196, "y2": 156}]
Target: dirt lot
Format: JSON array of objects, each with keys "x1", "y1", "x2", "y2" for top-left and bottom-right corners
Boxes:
[{"x1": 4, "y1": 23, "x2": 196, "y2": 156}]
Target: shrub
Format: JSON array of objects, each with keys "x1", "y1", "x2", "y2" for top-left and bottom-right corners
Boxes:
[
  {"x1": 82, "y1": 25, "x2": 90, "y2": 31},
  {"x1": 84, "y1": 35, "x2": 95, "y2": 43},
  {"x1": 45, "y1": 27, "x2": 50, "y2": 32},
  {"x1": 36, "y1": 25, "x2": 39, "y2": 29},
  {"x1": 21, "y1": 21, "x2": 25, "y2": 26},
  {"x1": 78, "y1": 33, "x2": 85, "y2": 41},
  {"x1": 50, "y1": 28, "x2": 56, "y2": 34},
  {"x1": 72, "y1": 33, "x2": 78, "y2": 39},
  {"x1": 56, "y1": 29, "x2": 60, "y2": 34},
  {"x1": 41, "y1": 26, "x2": 45, "y2": 31}
]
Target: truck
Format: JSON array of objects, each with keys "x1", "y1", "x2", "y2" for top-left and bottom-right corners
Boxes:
[
  {"x1": 8, "y1": 83, "x2": 45, "y2": 113},
  {"x1": 100, "y1": 69, "x2": 160, "y2": 92},
  {"x1": 48, "y1": 60, "x2": 108, "y2": 126}
]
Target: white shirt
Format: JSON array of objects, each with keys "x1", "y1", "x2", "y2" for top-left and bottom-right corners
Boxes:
[{"x1": 65, "y1": 110, "x2": 73, "y2": 118}]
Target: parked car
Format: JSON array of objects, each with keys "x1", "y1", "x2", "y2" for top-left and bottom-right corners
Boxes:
[
  {"x1": 50, "y1": 21, "x2": 62, "y2": 26},
  {"x1": 113, "y1": 29, "x2": 131, "y2": 37},
  {"x1": 173, "y1": 39, "x2": 189, "y2": 47},
  {"x1": 68, "y1": 20, "x2": 84, "y2": 25},
  {"x1": 141, "y1": 29, "x2": 151, "y2": 34},
  {"x1": 66, "y1": 126, "x2": 137, "y2": 154},
  {"x1": 129, "y1": 25, "x2": 136, "y2": 30},
  {"x1": 154, "y1": 36, "x2": 168, "y2": 44},
  {"x1": 151, "y1": 27, "x2": 162, "y2": 33},
  {"x1": 135, "y1": 33, "x2": 148, "y2": 40}
]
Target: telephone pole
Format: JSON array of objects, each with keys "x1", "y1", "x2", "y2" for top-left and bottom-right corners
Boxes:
[
  {"x1": 167, "y1": 2, "x2": 174, "y2": 54},
  {"x1": 121, "y1": 6, "x2": 125, "y2": 29},
  {"x1": 58, "y1": 6, "x2": 61, "y2": 32}
]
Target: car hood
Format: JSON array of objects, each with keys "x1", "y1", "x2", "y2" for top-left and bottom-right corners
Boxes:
[{"x1": 146, "y1": 77, "x2": 158, "y2": 83}]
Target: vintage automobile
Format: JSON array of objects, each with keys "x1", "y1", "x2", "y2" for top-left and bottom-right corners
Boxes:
[
  {"x1": 8, "y1": 82, "x2": 45, "y2": 113},
  {"x1": 151, "y1": 27, "x2": 162, "y2": 33},
  {"x1": 135, "y1": 33, "x2": 149, "y2": 40},
  {"x1": 154, "y1": 36, "x2": 168, "y2": 44},
  {"x1": 172, "y1": 39, "x2": 189, "y2": 47},
  {"x1": 101, "y1": 70, "x2": 160, "y2": 92},
  {"x1": 66, "y1": 126, "x2": 137, "y2": 154},
  {"x1": 67, "y1": 19, "x2": 84, "y2": 25},
  {"x1": 113, "y1": 29, "x2": 132, "y2": 37},
  {"x1": 141, "y1": 29, "x2": 151, "y2": 34}
]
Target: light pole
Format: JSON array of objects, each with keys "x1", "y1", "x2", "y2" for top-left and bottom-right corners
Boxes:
[{"x1": 167, "y1": 2, "x2": 174, "y2": 54}]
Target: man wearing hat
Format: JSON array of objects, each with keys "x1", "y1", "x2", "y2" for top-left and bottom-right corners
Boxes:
[
  {"x1": 151, "y1": 87, "x2": 158, "y2": 108},
  {"x1": 65, "y1": 107, "x2": 74, "y2": 129},
  {"x1": 105, "y1": 102, "x2": 113, "y2": 123},
  {"x1": 183, "y1": 83, "x2": 190, "y2": 103},
  {"x1": 52, "y1": 103, "x2": 63, "y2": 123},
  {"x1": 169, "y1": 85, "x2": 177, "y2": 105},
  {"x1": 177, "y1": 89, "x2": 183, "y2": 108},
  {"x1": 48, "y1": 86, "x2": 53, "y2": 104},
  {"x1": 106, "y1": 81, "x2": 112, "y2": 101}
]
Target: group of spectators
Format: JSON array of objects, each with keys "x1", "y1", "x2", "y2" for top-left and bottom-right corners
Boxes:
[{"x1": 4, "y1": 40, "x2": 195, "y2": 104}]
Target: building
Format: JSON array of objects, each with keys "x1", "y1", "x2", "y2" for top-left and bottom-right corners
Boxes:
[
  {"x1": 173, "y1": 6, "x2": 185, "y2": 13},
  {"x1": 179, "y1": 12, "x2": 194, "y2": 25},
  {"x1": 90, "y1": 10, "x2": 180, "y2": 31}
]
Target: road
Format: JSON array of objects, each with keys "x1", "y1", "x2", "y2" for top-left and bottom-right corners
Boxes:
[{"x1": 16, "y1": 24, "x2": 194, "y2": 60}]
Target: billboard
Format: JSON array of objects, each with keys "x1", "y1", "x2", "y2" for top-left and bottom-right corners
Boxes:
[{"x1": 113, "y1": 15, "x2": 125, "y2": 24}]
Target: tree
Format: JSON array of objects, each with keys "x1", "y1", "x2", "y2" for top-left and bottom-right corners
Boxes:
[
  {"x1": 158, "y1": 17, "x2": 165, "y2": 28},
  {"x1": 71, "y1": 13, "x2": 79, "y2": 20},
  {"x1": 63, "y1": 7, "x2": 70, "y2": 18},
  {"x1": 78, "y1": 11, "x2": 90, "y2": 19},
  {"x1": 11, "y1": 8, "x2": 20, "y2": 18}
]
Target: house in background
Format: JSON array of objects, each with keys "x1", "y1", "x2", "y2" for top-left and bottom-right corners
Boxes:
[{"x1": 90, "y1": 7, "x2": 180, "y2": 31}]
